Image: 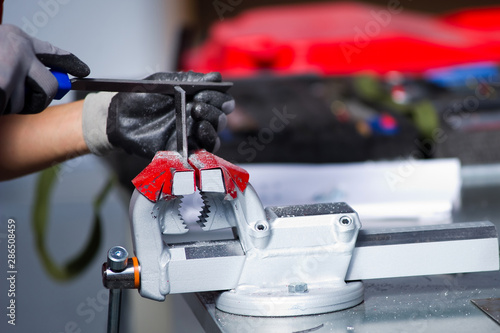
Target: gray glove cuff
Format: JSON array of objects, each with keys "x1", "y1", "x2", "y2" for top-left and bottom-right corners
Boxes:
[{"x1": 82, "y1": 92, "x2": 116, "y2": 155}]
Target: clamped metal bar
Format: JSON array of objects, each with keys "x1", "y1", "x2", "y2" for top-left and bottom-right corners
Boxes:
[
  {"x1": 174, "y1": 86, "x2": 188, "y2": 161},
  {"x1": 102, "y1": 246, "x2": 140, "y2": 333}
]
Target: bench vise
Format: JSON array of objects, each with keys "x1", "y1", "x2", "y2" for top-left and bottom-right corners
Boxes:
[{"x1": 103, "y1": 149, "x2": 500, "y2": 319}]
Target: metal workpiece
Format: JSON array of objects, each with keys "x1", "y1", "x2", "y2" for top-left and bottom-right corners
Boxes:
[{"x1": 174, "y1": 86, "x2": 188, "y2": 160}]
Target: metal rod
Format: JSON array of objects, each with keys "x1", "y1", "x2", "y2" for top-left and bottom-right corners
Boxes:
[
  {"x1": 174, "y1": 86, "x2": 188, "y2": 161},
  {"x1": 107, "y1": 289, "x2": 122, "y2": 333},
  {"x1": 105, "y1": 246, "x2": 129, "y2": 333}
]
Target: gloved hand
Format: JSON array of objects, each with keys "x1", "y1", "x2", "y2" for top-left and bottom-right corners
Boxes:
[
  {"x1": 82, "y1": 71, "x2": 235, "y2": 159},
  {"x1": 0, "y1": 24, "x2": 90, "y2": 114}
]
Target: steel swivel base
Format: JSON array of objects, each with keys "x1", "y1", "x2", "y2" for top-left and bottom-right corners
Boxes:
[{"x1": 216, "y1": 281, "x2": 364, "y2": 317}]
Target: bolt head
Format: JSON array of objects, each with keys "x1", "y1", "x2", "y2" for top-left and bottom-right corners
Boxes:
[
  {"x1": 107, "y1": 246, "x2": 129, "y2": 272},
  {"x1": 288, "y1": 282, "x2": 308, "y2": 293},
  {"x1": 339, "y1": 215, "x2": 353, "y2": 226},
  {"x1": 254, "y1": 221, "x2": 269, "y2": 231}
]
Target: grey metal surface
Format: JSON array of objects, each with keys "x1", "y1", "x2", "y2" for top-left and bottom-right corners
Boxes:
[
  {"x1": 70, "y1": 78, "x2": 232, "y2": 95},
  {"x1": 471, "y1": 298, "x2": 500, "y2": 325},
  {"x1": 183, "y1": 170, "x2": 500, "y2": 332},
  {"x1": 189, "y1": 272, "x2": 500, "y2": 332}
]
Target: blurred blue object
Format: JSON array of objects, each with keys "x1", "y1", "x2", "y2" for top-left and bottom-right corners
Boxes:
[
  {"x1": 51, "y1": 70, "x2": 71, "y2": 100},
  {"x1": 424, "y1": 62, "x2": 500, "y2": 88}
]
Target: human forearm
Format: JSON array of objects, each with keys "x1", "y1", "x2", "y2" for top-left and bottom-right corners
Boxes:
[
  {"x1": 0, "y1": 71, "x2": 235, "y2": 181},
  {"x1": 0, "y1": 100, "x2": 89, "y2": 180}
]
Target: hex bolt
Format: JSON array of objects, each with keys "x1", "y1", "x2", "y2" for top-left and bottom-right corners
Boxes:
[
  {"x1": 288, "y1": 282, "x2": 308, "y2": 293},
  {"x1": 107, "y1": 246, "x2": 129, "y2": 272},
  {"x1": 339, "y1": 216, "x2": 353, "y2": 226}
]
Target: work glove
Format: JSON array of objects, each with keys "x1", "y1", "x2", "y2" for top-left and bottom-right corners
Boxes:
[
  {"x1": 82, "y1": 71, "x2": 235, "y2": 159},
  {"x1": 0, "y1": 24, "x2": 90, "y2": 114}
]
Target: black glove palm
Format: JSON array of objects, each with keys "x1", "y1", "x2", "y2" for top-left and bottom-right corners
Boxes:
[{"x1": 106, "y1": 72, "x2": 234, "y2": 159}]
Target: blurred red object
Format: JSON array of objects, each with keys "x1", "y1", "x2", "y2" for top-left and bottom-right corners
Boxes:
[
  {"x1": 181, "y1": 2, "x2": 500, "y2": 78},
  {"x1": 441, "y1": 6, "x2": 500, "y2": 31}
]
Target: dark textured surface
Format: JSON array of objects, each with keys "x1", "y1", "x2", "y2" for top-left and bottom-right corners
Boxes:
[{"x1": 216, "y1": 75, "x2": 419, "y2": 164}]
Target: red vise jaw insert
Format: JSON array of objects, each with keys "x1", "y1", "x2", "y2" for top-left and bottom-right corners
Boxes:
[
  {"x1": 132, "y1": 150, "x2": 250, "y2": 202},
  {"x1": 188, "y1": 150, "x2": 249, "y2": 199},
  {"x1": 132, "y1": 151, "x2": 195, "y2": 202}
]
